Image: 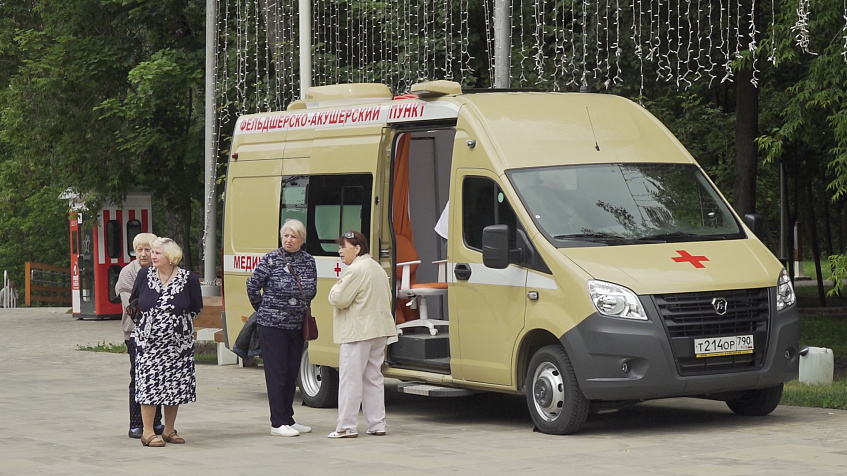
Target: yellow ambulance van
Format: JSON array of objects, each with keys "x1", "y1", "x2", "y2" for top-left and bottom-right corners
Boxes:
[{"x1": 222, "y1": 80, "x2": 800, "y2": 434}]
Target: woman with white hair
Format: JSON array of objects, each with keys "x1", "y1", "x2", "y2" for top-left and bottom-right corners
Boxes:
[
  {"x1": 115, "y1": 232, "x2": 162, "y2": 439},
  {"x1": 247, "y1": 219, "x2": 317, "y2": 437},
  {"x1": 129, "y1": 237, "x2": 203, "y2": 447}
]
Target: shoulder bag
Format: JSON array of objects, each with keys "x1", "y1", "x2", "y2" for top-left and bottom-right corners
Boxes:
[{"x1": 282, "y1": 251, "x2": 318, "y2": 341}]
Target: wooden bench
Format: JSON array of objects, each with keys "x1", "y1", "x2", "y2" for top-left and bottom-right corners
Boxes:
[{"x1": 193, "y1": 296, "x2": 238, "y2": 365}]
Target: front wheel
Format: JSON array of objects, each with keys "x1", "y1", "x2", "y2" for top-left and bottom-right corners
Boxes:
[
  {"x1": 725, "y1": 384, "x2": 784, "y2": 416},
  {"x1": 297, "y1": 344, "x2": 339, "y2": 408},
  {"x1": 525, "y1": 345, "x2": 589, "y2": 435}
]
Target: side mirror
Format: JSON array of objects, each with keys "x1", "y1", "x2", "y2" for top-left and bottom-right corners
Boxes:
[
  {"x1": 482, "y1": 224, "x2": 510, "y2": 269},
  {"x1": 743, "y1": 213, "x2": 765, "y2": 240}
]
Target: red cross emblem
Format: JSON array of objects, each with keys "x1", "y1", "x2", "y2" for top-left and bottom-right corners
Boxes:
[
  {"x1": 672, "y1": 250, "x2": 709, "y2": 268},
  {"x1": 334, "y1": 262, "x2": 342, "y2": 277}
]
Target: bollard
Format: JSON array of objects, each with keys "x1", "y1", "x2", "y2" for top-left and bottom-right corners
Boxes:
[{"x1": 793, "y1": 222, "x2": 804, "y2": 278}]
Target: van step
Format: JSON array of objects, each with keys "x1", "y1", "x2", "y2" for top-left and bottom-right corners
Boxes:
[
  {"x1": 397, "y1": 383, "x2": 476, "y2": 397},
  {"x1": 389, "y1": 332, "x2": 450, "y2": 360}
]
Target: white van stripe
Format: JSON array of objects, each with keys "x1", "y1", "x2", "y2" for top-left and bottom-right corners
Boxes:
[{"x1": 229, "y1": 255, "x2": 558, "y2": 290}]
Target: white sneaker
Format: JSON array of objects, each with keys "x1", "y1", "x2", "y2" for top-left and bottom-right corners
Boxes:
[
  {"x1": 291, "y1": 423, "x2": 312, "y2": 433},
  {"x1": 270, "y1": 425, "x2": 300, "y2": 437}
]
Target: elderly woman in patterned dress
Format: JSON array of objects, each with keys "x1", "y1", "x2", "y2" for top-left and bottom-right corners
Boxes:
[
  {"x1": 129, "y1": 237, "x2": 203, "y2": 447},
  {"x1": 115, "y1": 232, "x2": 162, "y2": 439}
]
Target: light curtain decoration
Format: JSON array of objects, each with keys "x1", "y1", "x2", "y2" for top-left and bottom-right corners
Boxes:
[{"x1": 215, "y1": 0, "x2": 847, "y2": 116}]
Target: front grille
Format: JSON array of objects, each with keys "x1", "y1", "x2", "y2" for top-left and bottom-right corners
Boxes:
[{"x1": 654, "y1": 288, "x2": 770, "y2": 375}]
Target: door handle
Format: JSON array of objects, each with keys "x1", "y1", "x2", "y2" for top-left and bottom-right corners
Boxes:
[{"x1": 454, "y1": 263, "x2": 471, "y2": 280}]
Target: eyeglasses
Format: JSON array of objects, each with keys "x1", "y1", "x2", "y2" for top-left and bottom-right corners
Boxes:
[{"x1": 343, "y1": 231, "x2": 355, "y2": 239}]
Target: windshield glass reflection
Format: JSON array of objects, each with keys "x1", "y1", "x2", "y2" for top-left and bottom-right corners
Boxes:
[{"x1": 508, "y1": 164, "x2": 744, "y2": 247}]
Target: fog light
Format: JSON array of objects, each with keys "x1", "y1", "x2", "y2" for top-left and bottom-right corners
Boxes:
[{"x1": 621, "y1": 361, "x2": 630, "y2": 373}]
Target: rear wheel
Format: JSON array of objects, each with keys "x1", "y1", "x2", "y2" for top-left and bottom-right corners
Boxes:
[
  {"x1": 725, "y1": 384, "x2": 784, "y2": 416},
  {"x1": 526, "y1": 345, "x2": 589, "y2": 435},
  {"x1": 297, "y1": 344, "x2": 339, "y2": 408}
]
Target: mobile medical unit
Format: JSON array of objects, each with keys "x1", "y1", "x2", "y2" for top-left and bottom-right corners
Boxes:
[{"x1": 221, "y1": 81, "x2": 800, "y2": 434}]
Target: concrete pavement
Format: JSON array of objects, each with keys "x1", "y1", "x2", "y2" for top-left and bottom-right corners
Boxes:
[{"x1": 2, "y1": 307, "x2": 847, "y2": 475}]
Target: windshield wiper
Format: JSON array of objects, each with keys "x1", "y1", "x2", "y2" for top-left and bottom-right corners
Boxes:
[
  {"x1": 634, "y1": 231, "x2": 703, "y2": 243},
  {"x1": 553, "y1": 232, "x2": 630, "y2": 243}
]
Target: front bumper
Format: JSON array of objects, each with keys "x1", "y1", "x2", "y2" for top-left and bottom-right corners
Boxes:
[{"x1": 561, "y1": 289, "x2": 801, "y2": 401}]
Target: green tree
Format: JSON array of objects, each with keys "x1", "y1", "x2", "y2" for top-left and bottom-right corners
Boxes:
[
  {"x1": 758, "y1": 0, "x2": 847, "y2": 296},
  {"x1": 0, "y1": 0, "x2": 206, "y2": 277}
]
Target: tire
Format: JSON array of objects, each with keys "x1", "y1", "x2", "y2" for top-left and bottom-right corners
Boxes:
[
  {"x1": 297, "y1": 344, "x2": 339, "y2": 408},
  {"x1": 725, "y1": 384, "x2": 784, "y2": 416},
  {"x1": 525, "y1": 345, "x2": 589, "y2": 435}
]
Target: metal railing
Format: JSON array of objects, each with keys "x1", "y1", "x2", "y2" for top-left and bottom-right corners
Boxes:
[
  {"x1": 2, "y1": 270, "x2": 19, "y2": 308},
  {"x1": 25, "y1": 262, "x2": 71, "y2": 307}
]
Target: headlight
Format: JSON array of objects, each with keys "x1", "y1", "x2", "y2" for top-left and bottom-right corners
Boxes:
[
  {"x1": 776, "y1": 268, "x2": 796, "y2": 310},
  {"x1": 588, "y1": 280, "x2": 647, "y2": 320}
]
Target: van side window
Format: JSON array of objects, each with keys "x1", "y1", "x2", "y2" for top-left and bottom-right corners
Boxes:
[
  {"x1": 462, "y1": 177, "x2": 518, "y2": 251},
  {"x1": 280, "y1": 174, "x2": 373, "y2": 256}
]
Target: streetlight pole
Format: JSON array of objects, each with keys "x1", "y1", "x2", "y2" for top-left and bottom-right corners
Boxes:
[
  {"x1": 493, "y1": 0, "x2": 511, "y2": 88},
  {"x1": 300, "y1": 0, "x2": 312, "y2": 98},
  {"x1": 202, "y1": 0, "x2": 219, "y2": 296}
]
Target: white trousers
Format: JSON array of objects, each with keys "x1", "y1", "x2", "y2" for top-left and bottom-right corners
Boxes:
[{"x1": 337, "y1": 337, "x2": 387, "y2": 433}]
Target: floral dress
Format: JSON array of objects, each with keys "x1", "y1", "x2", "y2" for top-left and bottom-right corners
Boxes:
[{"x1": 130, "y1": 267, "x2": 203, "y2": 405}]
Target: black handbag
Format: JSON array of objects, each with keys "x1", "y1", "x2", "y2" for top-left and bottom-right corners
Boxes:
[{"x1": 126, "y1": 297, "x2": 140, "y2": 323}]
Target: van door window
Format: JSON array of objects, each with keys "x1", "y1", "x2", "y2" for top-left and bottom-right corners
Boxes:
[
  {"x1": 280, "y1": 174, "x2": 373, "y2": 256},
  {"x1": 462, "y1": 177, "x2": 518, "y2": 251}
]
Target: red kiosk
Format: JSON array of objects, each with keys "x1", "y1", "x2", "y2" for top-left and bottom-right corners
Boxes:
[{"x1": 64, "y1": 192, "x2": 153, "y2": 319}]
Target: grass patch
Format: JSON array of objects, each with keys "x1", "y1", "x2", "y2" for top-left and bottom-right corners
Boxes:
[
  {"x1": 77, "y1": 340, "x2": 127, "y2": 353},
  {"x1": 782, "y1": 379, "x2": 847, "y2": 410},
  {"x1": 195, "y1": 352, "x2": 218, "y2": 363},
  {"x1": 801, "y1": 261, "x2": 835, "y2": 282},
  {"x1": 76, "y1": 340, "x2": 216, "y2": 363},
  {"x1": 798, "y1": 315, "x2": 847, "y2": 355}
]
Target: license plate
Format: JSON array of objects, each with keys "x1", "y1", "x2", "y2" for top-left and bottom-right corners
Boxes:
[{"x1": 693, "y1": 335, "x2": 754, "y2": 358}]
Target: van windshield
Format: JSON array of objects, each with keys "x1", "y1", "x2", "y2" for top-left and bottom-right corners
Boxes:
[{"x1": 508, "y1": 164, "x2": 745, "y2": 247}]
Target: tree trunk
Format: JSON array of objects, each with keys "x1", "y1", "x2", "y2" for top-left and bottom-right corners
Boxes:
[
  {"x1": 165, "y1": 202, "x2": 193, "y2": 271},
  {"x1": 732, "y1": 65, "x2": 758, "y2": 216},
  {"x1": 805, "y1": 179, "x2": 826, "y2": 306}
]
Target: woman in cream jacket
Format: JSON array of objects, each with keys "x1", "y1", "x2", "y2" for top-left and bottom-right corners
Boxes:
[{"x1": 327, "y1": 230, "x2": 396, "y2": 438}]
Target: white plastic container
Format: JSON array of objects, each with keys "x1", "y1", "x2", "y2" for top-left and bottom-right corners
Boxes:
[{"x1": 799, "y1": 347, "x2": 834, "y2": 385}]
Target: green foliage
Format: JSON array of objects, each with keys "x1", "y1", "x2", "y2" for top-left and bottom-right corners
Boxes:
[
  {"x1": 829, "y1": 255, "x2": 847, "y2": 296},
  {"x1": 0, "y1": 0, "x2": 207, "y2": 275}
]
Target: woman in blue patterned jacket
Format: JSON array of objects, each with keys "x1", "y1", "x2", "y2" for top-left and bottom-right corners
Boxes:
[{"x1": 247, "y1": 219, "x2": 317, "y2": 437}]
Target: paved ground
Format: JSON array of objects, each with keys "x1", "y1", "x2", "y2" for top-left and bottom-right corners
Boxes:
[{"x1": 2, "y1": 307, "x2": 847, "y2": 475}]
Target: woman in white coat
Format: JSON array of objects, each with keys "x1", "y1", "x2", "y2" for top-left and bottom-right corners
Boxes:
[{"x1": 327, "y1": 230, "x2": 396, "y2": 438}]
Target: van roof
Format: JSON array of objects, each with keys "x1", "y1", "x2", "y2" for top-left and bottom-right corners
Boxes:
[{"x1": 231, "y1": 81, "x2": 696, "y2": 169}]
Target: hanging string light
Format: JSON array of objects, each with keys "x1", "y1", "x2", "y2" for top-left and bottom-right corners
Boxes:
[
  {"x1": 748, "y1": 0, "x2": 760, "y2": 86},
  {"x1": 219, "y1": 0, "x2": 847, "y2": 122},
  {"x1": 792, "y1": 0, "x2": 817, "y2": 55},
  {"x1": 842, "y1": 0, "x2": 847, "y2": 63},
  {"x1": 533, "y1": 0, "x2": 546, "y2": 84}
]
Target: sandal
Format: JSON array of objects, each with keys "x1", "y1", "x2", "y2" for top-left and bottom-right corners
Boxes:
[
  {"x1": 162, "y1": 431, "x2": 185, "y2": 444},
  {"x1": 141, "y1": 434, "x2": 166, "y2": 447},
  {"x1": 327, "y1": 429, "x2": 358, "y2": 438}
]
